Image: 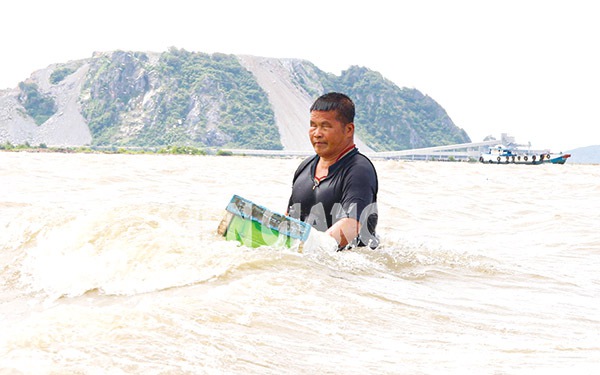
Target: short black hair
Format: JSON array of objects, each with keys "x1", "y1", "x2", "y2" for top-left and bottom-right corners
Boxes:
[{"x1": 310, "y1": 92, "x2": 355, "y2": 124}]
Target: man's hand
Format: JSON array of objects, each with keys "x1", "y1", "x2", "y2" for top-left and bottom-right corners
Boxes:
[
  {"x1": 301, "y1": 228, "x2": 339, "y2": 254},
  {"x1": 326, "y1": 217, "x2": 360, "y2": 249}
]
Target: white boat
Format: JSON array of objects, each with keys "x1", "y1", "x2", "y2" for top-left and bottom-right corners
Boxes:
[{"x1": 479, "y1": 145, "x2": 571, "y2": 165}]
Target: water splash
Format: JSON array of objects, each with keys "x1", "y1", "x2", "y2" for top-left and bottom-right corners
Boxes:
[{"x1": 19, "y1": 204, "x2": 244, "y2": 300}]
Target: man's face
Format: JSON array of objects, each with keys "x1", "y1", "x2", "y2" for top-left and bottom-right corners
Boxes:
[{"x1": 309, "y1": 110, "x2": 353, "y2": 159}]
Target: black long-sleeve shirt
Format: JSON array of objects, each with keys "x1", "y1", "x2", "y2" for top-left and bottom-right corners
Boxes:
[{"x1": 287, "y1": 148, "x2": 379, "y2": 248}]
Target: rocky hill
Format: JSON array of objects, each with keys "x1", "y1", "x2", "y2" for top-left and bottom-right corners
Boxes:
[{"x1": 0, "y1": 48, "x2": 470, "y2": 151}]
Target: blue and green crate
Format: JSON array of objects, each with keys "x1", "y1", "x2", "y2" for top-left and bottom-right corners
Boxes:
[{"x1": 217, "y1": 195, "x2": 311, "y2": 248}]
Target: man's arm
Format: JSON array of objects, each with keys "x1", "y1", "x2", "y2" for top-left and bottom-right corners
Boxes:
[{"x1": 326, "y1": 217, "x2": 360, "y2": 248}]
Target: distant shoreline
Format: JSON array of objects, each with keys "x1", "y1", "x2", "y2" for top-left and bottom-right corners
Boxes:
[
  {"x1": 0, "y1": 144, "x2": 227, "y2": 156},
  {"x1": 3, "y1": 144, "x2": 595, "y2": 164}
]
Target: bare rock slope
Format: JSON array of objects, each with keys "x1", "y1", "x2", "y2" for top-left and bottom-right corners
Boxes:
[
  {"x1": 0, "y1": 62, "x2": 91, "y2": 146},
  {"x1": 237, "y1": 55, "x2": 372, "y2": 152}
]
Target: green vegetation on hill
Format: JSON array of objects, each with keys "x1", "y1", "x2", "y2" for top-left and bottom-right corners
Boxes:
[
  {"x1": 81, "y1": 51, "x2": 150, "y2": 146},
  {"x1": 286, "y1": 64, "x2": 470, "y2": 150},
  {"x1": 80, "y1": 48, "x2": 281, "y2": 149},
  {"x1": 50, "y1": 67, "x2": 76, "y2": 84},
  {"x1": 155, "y1": 48, "x2": 281, "y2": 149},
  {"x1": 328, "y1": 66, "x2": 469, "y2": 150},
  {"x1": 17, "y1": 82, "x2": 57, "y2": 125}
]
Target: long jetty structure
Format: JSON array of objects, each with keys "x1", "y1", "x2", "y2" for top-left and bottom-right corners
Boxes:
[
  {"x1": 366, "y1": 140, "x2": 500, "y2": 160},
  {"x1": 222, "y1": 140, "x2": 501, "y2": 161}
]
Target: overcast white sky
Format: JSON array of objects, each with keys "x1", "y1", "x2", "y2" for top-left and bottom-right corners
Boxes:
[{"x1": 2, "y1": 0, "x2": 598, "y2": 151}]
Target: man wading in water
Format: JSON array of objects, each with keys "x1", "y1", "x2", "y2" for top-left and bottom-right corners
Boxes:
[{"x1": 287, "y1": 92, "x2": 379, "y2": 250}]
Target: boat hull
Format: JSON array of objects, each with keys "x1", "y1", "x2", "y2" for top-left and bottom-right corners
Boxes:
[{"x1": 479, "y1": 147, "x2": 571, "y2": 165}]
